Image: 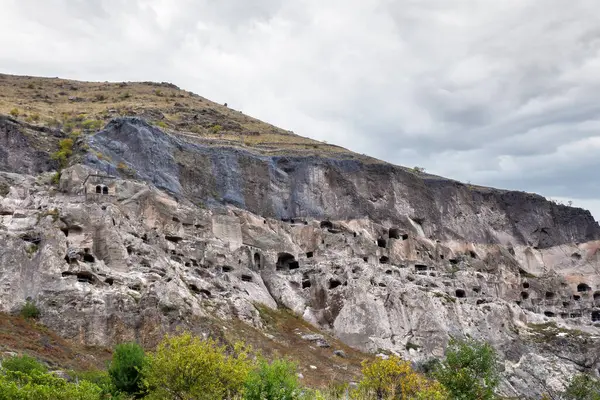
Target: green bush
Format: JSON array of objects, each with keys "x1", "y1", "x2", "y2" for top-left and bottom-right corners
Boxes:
[
  {"x1": 81, "y1": 119, "x2": 103, "y2": 131},
  {"x1": 108, "y1": 342, "x2": 145, "y2": 396},
  {"x1": 210, "y1": 124, "x2": 223, "y2": 134},
  {"x1": 2, "y1": 355, "x2": 47, "y2": 375},
  {"x1": 563, "y1": 374, "x2": 600, "y2": 400},
  {"x1": 142, "y1": 332, "x2": 252, "y2": 400},
  {"x1": 9, "y1": 108, "x2": 19, "y2": 117},
  {"x1": 20, "y1": 301, "x2": 41, "y2": 320},
  {"x1": 244, "y1": 358, "x2": 300, "y2": 400},
  {"x1": 50, "y1": 138, "x2": 74, "y2": 168},
  {"x1": 71, "y1": 369, "x2": 128, "y2": 399},
  {"x1": 51, "y1": 171, "x2": 61, "y2": 185},
  {"x1": 433, "y1": 338, "x2": 499, "y2": 400},
  {"x1": 0, "y1": 369, "x2": 102, "y2": 400}
]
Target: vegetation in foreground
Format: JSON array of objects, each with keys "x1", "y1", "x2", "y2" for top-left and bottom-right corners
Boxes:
[{"x1": 0, "y1": 332, "x2": 597, "y2": 399}]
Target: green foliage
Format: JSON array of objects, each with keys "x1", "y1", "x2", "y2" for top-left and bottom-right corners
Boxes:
[
  {"x1": 142, "y1": 332, "x2": 252, "y2": 400},
  {"x1": 563, "y1": 374, "x2": 600, "y2": 400},
  {"x1": 25, "y1": 113, "x2": 40, "y2": 123},
  {"x1": 357, "y1": 356, "x2": 448, "y2": 400},
  {"x1": 50, "y1": 138, "x2": 74, "y2": 168},
  {"x1": 2, "y1": 355, "x2": 47, "y2": 374},
  {"x1": 0, "y1": 369, "x2": 102, "y2": 400},
  {"x1": 412, "y1": 166, "x2": 425, "y2": 174},
  {"x1": 244, "y1": 358, "x2": 300, "y2": 400},
  {"x1": 108, "y1": 342, "x2": 145, "y2": 396},
  {"x1": 20, "y1": 301, "x2": 41, "y2": 320},
  {"x1": 433, "y1": 338, "x2": 499, "y2": 400},
  {"x1": 81, "y1": 119, "x2": 103, "y2": 131},
  {"x1": 51, "y1": 171, "x2": 61, "y2": 185},
  {"x1": 154, "y1": 121, "x2": 168, "y2": 129},
  {"x1": 9, "y1": 108, "x2": 19, "y2": 117},
  {"x1": 71, "y1": 369, "x2": 128, "y2": 399},
  {"x1": 25, "y1": 243, "x2": 39, "y2": 257},
  {"x1": 210, "y1": 124, "x2": 223, "y2": 134}
]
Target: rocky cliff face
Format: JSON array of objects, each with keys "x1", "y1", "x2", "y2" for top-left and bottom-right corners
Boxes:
[{"x1": 1, "y1": 112, "x2": 600, "y2": 397}]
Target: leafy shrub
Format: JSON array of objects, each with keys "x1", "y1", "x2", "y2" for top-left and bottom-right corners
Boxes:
[
  {"x1": 142, "y1": 332, "x2": 252, "y2": 400},
  {"x1": 357, "y1": 356, "x2": 448, "y2": 400},
  {"x1": 210, "y1": 124, "x2": 223, "y2": 134},
  {"x1": 25, "y1": 113, "x2": 40, "y2": 123},
  {"x1": 81, "y1": 119, "x2": 103, "y2": 131},
  {"x1": 50, "y1": 138, "x2": 74, "y2": 168},
  {"x1": 20, "y1": 301, "x2": 41, "y2": 320},
  {"x1": 433, "y1": 338, "x2": 499, "y2": 400},
  {"x1": 108, "y1": 342, "x2": 145, "y2": 396},
  {"x1": 154, "y1": 121, "x2": 168, "y2": 129},
  {"x1": 244, "y1": 358, "x2": 300, "y2": 400},
  {"x1": 2, "y1": 355, "x2": 47, "y2": 374},
  {"x1": 71, "y1": 369, "x2": 126, "y2": 399},
  {"x1": 9, "y1": 108, "x2": 19, "y2": 117},
  {"x1": 0, "y1": 369, "x2": 103, "y2": 400},
  {"x1": 25, "y1": 244, "x2": 39, "y2": 257},
  {"x1": 563, "y1": 374, "x2": 600, "y2": 400}
]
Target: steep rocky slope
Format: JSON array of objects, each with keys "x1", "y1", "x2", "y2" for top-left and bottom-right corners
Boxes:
[{"x1": 1, "y1": 74, "x2": 600, "y2": 397}]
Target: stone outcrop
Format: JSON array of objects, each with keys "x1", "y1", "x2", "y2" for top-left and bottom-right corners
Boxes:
[{"x1": 1, "y1": 116, "x2": 600, "y2": 398}]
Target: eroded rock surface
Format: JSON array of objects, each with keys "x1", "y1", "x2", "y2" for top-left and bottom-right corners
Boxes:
[{"x1": 1, "y1": 117, "x2": 600, "y2": 398}]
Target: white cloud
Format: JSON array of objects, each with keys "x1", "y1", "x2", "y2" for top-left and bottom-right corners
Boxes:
[{"x1": 0, "y1": 0, "x2": 599, "y2": 218}]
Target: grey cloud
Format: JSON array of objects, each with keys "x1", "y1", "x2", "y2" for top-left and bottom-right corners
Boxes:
[{"x1": 0, "y1": 0, "x2": 599, "y2": 217}]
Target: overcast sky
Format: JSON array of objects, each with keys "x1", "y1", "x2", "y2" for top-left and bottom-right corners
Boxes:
[{"x1": 1, "y1": 0, "x2": 599, "y2": 219}]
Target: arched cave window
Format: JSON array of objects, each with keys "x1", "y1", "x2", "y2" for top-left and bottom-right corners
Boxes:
[
  {"x1": 577, "y1": 283, "x2": 591, "y2": 293},
  {"x1": 95, "y1": 185, "x2": 102, "y2": 194},
  {"x1": 455, "y1": 289, "x2": 466, "y2": 298},
  {"x1": 253, "y1": 252, "x2": 261, "y2": 268},
  {"x1": 102, "y1": 186, "x2": 109, "y2": 195}
]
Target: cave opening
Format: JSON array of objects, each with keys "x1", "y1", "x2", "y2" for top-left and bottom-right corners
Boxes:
[
  {"x1": 276, "y1": 253, "x2": 299, "y2": 271},
  {"x1": 521, "y1": 291, "x2": 529, "y2": 300},
  {"x1": 329, "y1": 279, "x2": 342, "y2": 290},
  {"x1": 544, "y1": 311, "x2": 556, "y2": 318},
  {"x1": 577, "y1": 283, "x2": 591, "y2": 292},
  {"x1": 592, "y1": 311, "x2": 600, "y2": 322},
  {"x1": 83, "y1": 254, "x2": 95, "y2": 263},
  {"x1": 455, "y1": 289, "x2": 466, "y2": 298},
  {"x1": 306, "y1": 251, "x2": 314, "y2": 258},
  {"x1": 320, "y1": 221, "x2": 333, "y2": 229},
  {"x1": 377, "y1": 238, "x2": 387, "y2": 248},
  {"x1": 254, "y1": 252, "x2": 262, "y2": 268},
  {"x1": 241, "y1": 274, "x2": 253, "y2": 282},
  {"x1": 415, "y1": 264, "x2": 428, "y2": 272},
  {"x1": 379, "y1": 256, "x2": 389, "y2": 264},
  {"x1": 389, "y1": 228, "x2": 400, "y2": 239},
  {"x1": 76, "y1": 271, "x2": 94, "y2": 284}
]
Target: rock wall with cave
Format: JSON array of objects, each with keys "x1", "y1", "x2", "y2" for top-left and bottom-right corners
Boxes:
[{"x1": 1, "y1": 116, "x2": 600, "y2": 398}]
